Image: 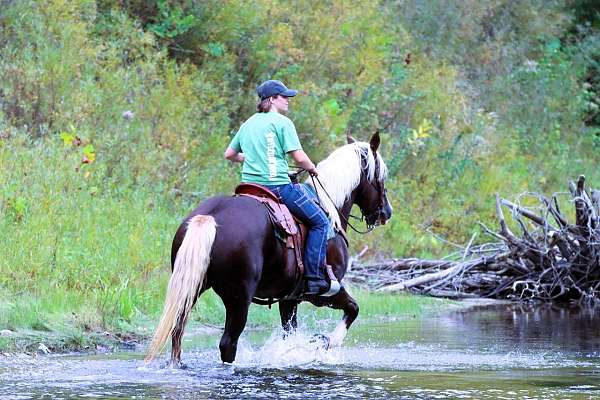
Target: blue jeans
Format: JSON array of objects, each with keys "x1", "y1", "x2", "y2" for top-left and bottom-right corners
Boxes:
[{"x1": 266, "y1": 183, "x2": 330, "y2": 280}]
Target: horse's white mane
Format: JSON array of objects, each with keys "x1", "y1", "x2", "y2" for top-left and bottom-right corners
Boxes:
[{"x1": 311, "y1": 141, "x2": 388, "y2": 230}]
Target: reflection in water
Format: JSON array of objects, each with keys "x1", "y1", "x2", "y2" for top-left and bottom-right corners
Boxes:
[
  {"x1": 438, "y1": 302, "x2": 600, "y2": 354},
  {"x1": 1, "y1": 303, "x2": 600, "y2": 399}
]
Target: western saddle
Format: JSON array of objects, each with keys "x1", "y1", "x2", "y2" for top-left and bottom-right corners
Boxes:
[{"x1": 235, "y1": 183, "x2": 345, "y2": 303}]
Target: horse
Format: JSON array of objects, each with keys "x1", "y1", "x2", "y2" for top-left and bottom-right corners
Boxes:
[{"x1": 145, "y1": 132, "x2": 392, "y2": 366}]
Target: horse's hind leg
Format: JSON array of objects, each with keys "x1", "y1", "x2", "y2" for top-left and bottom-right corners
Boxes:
[
  {"x1": 170, "y1": 312, "x2": 189, "y2": 368},
  {"x1": 170, "y1": 286, "x2": 207, "y2": 368},
  {"x1": 279, "y1": 300, "x2": 299, "y2": 336},
  {"x1": 219, "y1": 296, "x2": 252, "y2": 363}
]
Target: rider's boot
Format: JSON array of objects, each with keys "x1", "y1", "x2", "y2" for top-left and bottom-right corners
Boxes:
[
  {"x1": 304, "y1": 274, "x2": 329, "y2": 295},
  {"x1": 304, "y1": 265, "x2": 341, "y2": 296}
]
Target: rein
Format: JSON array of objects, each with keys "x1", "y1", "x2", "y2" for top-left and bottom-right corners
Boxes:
[{"x1": 310, "y1": 174, "x2": 375, "y2": 235}]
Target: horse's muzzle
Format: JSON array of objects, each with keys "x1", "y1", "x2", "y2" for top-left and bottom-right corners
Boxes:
[{"x1": 379, "y1": 202, "x2": 393, "y2": 225}]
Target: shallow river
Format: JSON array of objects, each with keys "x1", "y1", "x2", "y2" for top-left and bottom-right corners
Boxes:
[{"x1": 1, "y1": 301, "x2": 599, "y2": 399}]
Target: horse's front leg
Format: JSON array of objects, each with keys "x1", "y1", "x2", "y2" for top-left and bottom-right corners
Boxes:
[
  {"x1": 315, "y1": 287, "x2": 359, "y2": 348},
  {"x1": 279, "y1": 300, "x2": 299, "y2": 336}
]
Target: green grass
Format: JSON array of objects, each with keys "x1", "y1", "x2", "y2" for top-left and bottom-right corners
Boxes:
[
  {"x1": 0, "y1": 287, "x2": 448, "y2": 353},
  {"x1": 190, "y1": 287, "x2": 448, "y2": 329}
]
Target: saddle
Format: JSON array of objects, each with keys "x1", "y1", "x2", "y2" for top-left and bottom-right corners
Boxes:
[
  {"x1": 234, "y1": 183, "x2": 345, "y2": 303},
  {"x1": 234, "y1": 183, "x2": 307, "y2": 285}
]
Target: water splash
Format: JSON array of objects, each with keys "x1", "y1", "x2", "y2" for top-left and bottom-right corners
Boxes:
[{"x1": 234, "y1": 330, "x2": 343, "y2": 368}]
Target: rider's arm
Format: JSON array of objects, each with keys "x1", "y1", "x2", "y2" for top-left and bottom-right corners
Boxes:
[
  {"x1": 224, "y1": 147, "x2": 245, "y2": 163},
  {"x1": 289, "y1": 150, "x2": 317, "y2": 175}
]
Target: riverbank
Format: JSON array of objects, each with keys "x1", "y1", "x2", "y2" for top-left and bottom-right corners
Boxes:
[{"x1": 0, "y1": 289, "x2": 449, "y2": 354}]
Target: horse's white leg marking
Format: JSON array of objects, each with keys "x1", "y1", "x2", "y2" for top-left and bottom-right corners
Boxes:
[{"x1": 328, "y1": 320, "x2": 348, "y2": 348}]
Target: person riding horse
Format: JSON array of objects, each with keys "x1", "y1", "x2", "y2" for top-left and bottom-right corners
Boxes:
[
  {"x1": 145, "y1": 79, "x2": 392, "y2": 366},
  {"x1": 224, "y1": 79, "x2": 331, "y2": 296}
]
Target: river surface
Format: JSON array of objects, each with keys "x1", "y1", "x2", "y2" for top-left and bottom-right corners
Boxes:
[{"x1": 1, "y1": 301, "x2": 600, "y2": 399}]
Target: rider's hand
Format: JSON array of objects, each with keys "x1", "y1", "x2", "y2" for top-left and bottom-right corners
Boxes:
[{"x1": 307, "y1": 166, "x2": 318, "y2": 177}]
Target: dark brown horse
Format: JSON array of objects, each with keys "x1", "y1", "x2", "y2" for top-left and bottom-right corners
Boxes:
[{"x1": 145, "y1": 133, "x2": 392, "y2": 365}]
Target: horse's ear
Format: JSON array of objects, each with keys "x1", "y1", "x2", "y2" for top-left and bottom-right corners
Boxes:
[
  {"x1": 369, "y1": 132, "x2": 380, "y2": 152},
  {"x1": 346, "y1": 135, "x2": 356, "y2": 144}
]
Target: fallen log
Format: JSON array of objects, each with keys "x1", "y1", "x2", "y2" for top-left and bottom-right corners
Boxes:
[
  {"x1": 347, "y1": 176, "x2": 600, "y2": 303},
  {"x1": 378, "y1": 263, "x2": 463, "y2": 292}
]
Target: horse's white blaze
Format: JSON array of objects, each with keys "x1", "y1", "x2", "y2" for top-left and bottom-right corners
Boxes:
[
  {"x1": 313, "y1": 142, "x2": 388, "y2": 230},
  {"x1": 145, "y1": 215, "x2": 217, "y2": 363},
  {"x1": 328, "y1": 320, "x2": 348, "y2": 347}
]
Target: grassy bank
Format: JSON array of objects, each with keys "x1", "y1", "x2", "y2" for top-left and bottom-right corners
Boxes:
[{"x1": 0, "y1": 288, "x2": 448, "y2": 353}]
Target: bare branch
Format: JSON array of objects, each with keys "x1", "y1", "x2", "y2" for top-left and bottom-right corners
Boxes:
[{"x1": 347, "y1": 177, "x2": 600, "y2": 304}]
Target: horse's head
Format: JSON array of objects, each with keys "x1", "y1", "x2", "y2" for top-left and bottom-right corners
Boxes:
[
  {"x1": 348, "y1": 133, "x2": 393, "y2": 228},
  {"x1": 312, "y1": 133, "x2": 392, "y2": 232}
]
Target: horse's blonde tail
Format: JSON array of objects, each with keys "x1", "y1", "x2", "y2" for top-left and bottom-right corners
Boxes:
[{"x1": 145, "y1": 215, "x2": 217, "y2": 364}]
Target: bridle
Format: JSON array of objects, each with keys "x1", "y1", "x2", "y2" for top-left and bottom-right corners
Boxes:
[
  {"x1": 309, "y1": 148, "x2": 387, "y2": 234},
  {"x1": 360, "y1": 149, "x2": 387, "y2": 230}
]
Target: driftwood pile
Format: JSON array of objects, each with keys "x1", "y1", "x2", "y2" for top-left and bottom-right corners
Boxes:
[{"x1": 347, "y1": 176, "x2": 600, "y2": 303}]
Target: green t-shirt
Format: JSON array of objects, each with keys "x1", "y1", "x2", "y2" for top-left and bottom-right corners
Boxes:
[{"x1": 229, "y1": 112, "x2": 302, "y2": 185}]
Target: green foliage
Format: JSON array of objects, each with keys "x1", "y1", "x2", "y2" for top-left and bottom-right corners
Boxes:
[
  {"x1": 148, "y1": 0, "x2": 195, "y2": 39},
  {"x1": 1, "y1": 0, "x2": 600, "y2": 341}
]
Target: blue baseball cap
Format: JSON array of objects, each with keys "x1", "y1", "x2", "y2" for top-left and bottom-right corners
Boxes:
[{"x1": 256, "y1": 80, "x2": 298, "y2": 100}]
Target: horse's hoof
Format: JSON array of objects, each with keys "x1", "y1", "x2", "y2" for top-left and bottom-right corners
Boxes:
[
  {"x1": 160, "y1": 360, "x2": 188, "y2": 370},
  {"x1": 176, "y1": 361, "x2": 189, "y2": 370},
  {"x1": 282, "y1": 330, "x2": 296, "y2": 339},
  {"x1": 309, "y1": 333, "x2": 330, "y2": 350}
]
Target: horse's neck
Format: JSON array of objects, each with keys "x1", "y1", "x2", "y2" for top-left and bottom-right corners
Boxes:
[{"x1": 338, "y1": 192, "x2": 356, "y2": 232}]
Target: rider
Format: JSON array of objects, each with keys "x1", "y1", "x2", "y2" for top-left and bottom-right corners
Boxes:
[{"x1": 224, "y1": 79, "x2": 331, "y2": 295}]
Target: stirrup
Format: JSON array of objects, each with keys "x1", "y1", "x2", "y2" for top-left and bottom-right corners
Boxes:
[
  {"x1": 321, "y1": 279, "x2": 340, "y2": 297},
  {"x1": 320, "y1": 265, "x2": 341, "y2": 297}
]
